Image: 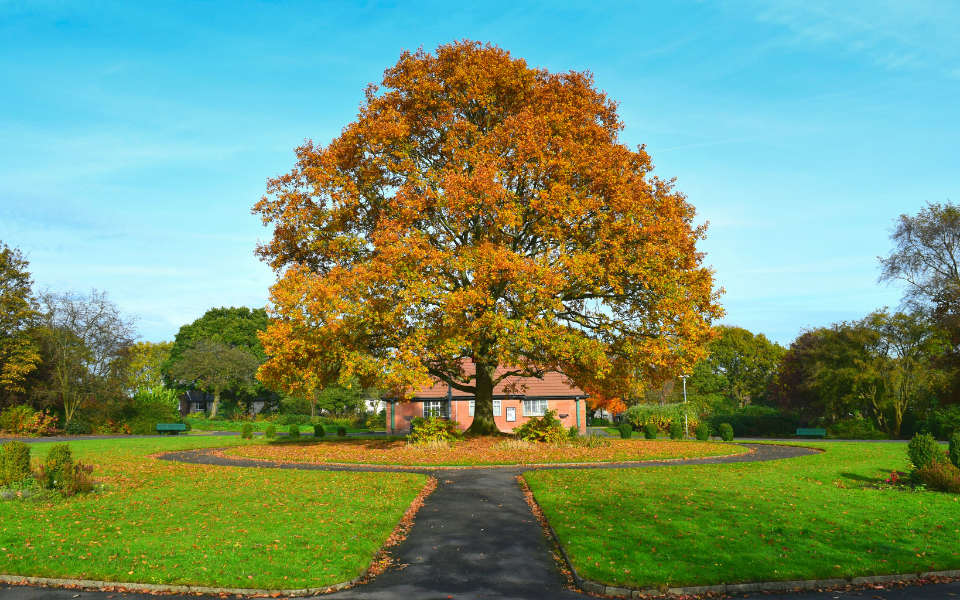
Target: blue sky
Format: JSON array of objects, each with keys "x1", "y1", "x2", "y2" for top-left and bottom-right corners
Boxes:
[{"x1": 2, "y1": 0, "x2": 958, "y2": 345}]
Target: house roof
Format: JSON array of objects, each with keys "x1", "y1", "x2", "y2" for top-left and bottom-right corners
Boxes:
[{"x1": 395, "y1": 365, "x2": 587, "y2": 400}]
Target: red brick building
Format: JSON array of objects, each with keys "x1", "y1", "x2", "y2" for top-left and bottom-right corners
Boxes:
[{"x1": 386, "y1": 365, "x2": 588, "y2": 435}]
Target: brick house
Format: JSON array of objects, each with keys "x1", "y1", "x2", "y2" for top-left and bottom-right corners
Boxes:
[{"x1": 385, "y1": 365, "x2": 588, "y2": 435}]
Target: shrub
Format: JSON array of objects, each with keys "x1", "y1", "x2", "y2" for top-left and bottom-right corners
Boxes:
[
  {"x1": 618, "y1": 422, "x2": 632, "y2": 439},
  {"x1": 669, "y1": 420, "x2": 684, "y2": 440},
  {"x1": 950, "y1": 433, "x2": 960, "y2": 469},
  {"x1": 240, "y1": 423, "x2": 254, "y2": 439},
  {"x1": 64, "y1": 421, "x2": 91, "y2": 435},
  {"x1": 0, "y1": 406, "x2": 58, "y2": 437},
  {"x1": 337, "y1": 426, "x2": 347, "y2": 437},
  {"x1": 409, "y1": 417, "x2": 463, "y2": 445},
  {"x1": 643, "y1": 422, "x2": 658, "y2": 440},
  {"x1": 0, "y1": 442, "x2": 31, "y2": 486},
  {"x1": 695, "y1": 422, "x2": 710, "y2": 441},
  {"x1": 568, "y1": 425, "x2": 580, "y2": 439},
  {"x1": 265, "y1": 424, "x2": 277, "y2": 439},
  {"x1": 289, "y1": 424, "x2": 300, "y2": 439},
  {"x1": 828, "y1": 417, "x2": 888, "y2": 440},
  {"x1": 915, "y1": 460, "x2": 960, "y2": 494},
  {"x1": 719, "y1": 423, "x2": 734, "y2": 442},
  {"x1": 366, "y1": 410, "x2": 386, "y2": 429},
  {"x1": 514, "y1": 410, "x2": 567, "y2": 444},
  {"x1": 125, "y1": 401, "x2": 179, "y2": 436},
  {"x1": 623, "y1": 403, "x2": 702, "y2": 437},
  {"x1": 590, "y1": 417, "x2": 612, "y2": 427},
  {"x1": 908, "y1": 433, "x2": 945, "y2": 470},
  {"x1": 572, "y1": 434, "x2": 611, "y2": 448},
  {"x1": 707, "y1": 408, "x2": 798, "y2": 438},
  {"x1": 35, "y1": 444, "x2": 93, "y2": 497},
  {"x1": 183, "y1": 421, "x2": 192, "y2": 432},
  {"x1": 314, "y1": 424, "x2": 325, "y2": 438}
]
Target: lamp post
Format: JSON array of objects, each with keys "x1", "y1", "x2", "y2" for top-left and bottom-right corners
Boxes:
[{"x1": 679, "y1": 374, "x2": 689, "y2": 438}]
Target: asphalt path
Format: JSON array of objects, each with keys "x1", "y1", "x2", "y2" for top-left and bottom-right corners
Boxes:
[{"x1": 2, "y1": 442, "x2": 958, "y2": 600}]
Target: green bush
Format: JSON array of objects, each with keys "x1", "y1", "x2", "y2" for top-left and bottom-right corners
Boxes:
[
  {"x1": 64, "y1": 420, "x2": 91, "y2": 435},
  {"x1": 719, "y1": 423, "x2": 734, "y2": 442},
  {"x1": 314, "y1": 424, "x2": 325, "y2": 438},
  {"x1": 568, "y1": 425, "x2": 580, "y2": 439},
  {"x1": 643, "y1": 422, "x2": 658, "y2": 440},
  {"x1": 950, "y1": 433, "x2": 960, "y2": 469},
  {"x1": 0, "y1": 441, "x2": 31, "y2": 486},
  {"x1": 695, "y1": 422, "x2": 710, "y2": 441},
  {"x1": 514, "y1": 410, "x2": 568, "y2": 444},
  {"x1": 366, "y1": 410, "x2": 386, "y2": 429},
  {"x1": 590, "y1": 417, "x2": 612, "y2": 427},
  {"x1": 828, "y1": 417, "x2": 888, "y2": 440},
  {"x1": 183, "y1": 421, "x2": 192, "y2": 432},
  {"x1": 669, "y1": 420, "x2": 684, "y2": 440},
  {"x1": 618, "y1": 422, "x2": 632, "y2": 439},
  {"x1": 337, "y1": 426, "x2": 347, "y2": 437},
  {"x1": 265, "y1": 424, "x2": 277, "y2": 439},
  {"x1": 409, "y1": 417, "x2": 463, "y2": 445},
  {"x1": 289, "y1": 424, "x2": 300, "y2": 439},
  {"x1": 36, "y1": 444, "x2": 93, "y2": 497},
  {"x1": 707, "y1": 408, "x2": 797, "y2": 438},
  {"x1": 908, "y1": 433, "x2": 945, "y2": 470},
  {"x1": 240, "y1": 423, "x2": 254, "y2": 439},
  {"x1": 125, "y1": 401, "x2": 180, "y2": 435}
]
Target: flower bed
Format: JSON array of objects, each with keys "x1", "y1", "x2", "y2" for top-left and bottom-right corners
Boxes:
[{"x1": 224, "y1": 437, "x2": 745, "y2": 467}]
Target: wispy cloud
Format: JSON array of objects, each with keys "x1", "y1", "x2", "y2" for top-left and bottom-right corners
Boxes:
[{"x1": 742, "y1": 0, "x2": 960, "y2": 76}]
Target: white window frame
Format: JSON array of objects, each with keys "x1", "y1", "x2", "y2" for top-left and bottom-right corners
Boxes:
[
  {"x1": 470, "y1": 400, "x2": 502, "y2": 417},
  {"x1": 423, "y1": 400, "x2": 447, "y2": 418},
  {"x1": 523, "y1": 399, "x2": 548, "y2": 417}
]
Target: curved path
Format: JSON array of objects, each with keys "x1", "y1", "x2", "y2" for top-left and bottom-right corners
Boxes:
[{"x1": 151, "y1": 444, "x2": 816, "y2": 599}]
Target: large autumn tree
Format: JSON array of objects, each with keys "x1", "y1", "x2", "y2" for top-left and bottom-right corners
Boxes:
[{"x1": 254, "y1": 41, "x2": 722, "y2": 435}]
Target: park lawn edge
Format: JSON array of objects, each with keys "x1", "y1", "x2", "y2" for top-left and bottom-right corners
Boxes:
[
  {"x1": 522, "y1": 442, "x2": 960, "y2": 591},
  {"x1": 0, "y1": 437, "x2": 433, "y2": 590}
]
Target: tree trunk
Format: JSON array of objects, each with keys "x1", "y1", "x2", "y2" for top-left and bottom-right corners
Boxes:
[
  {"x1": 465, "y1": 363, "x2": 501, "y2": 436},
  {"x1": 210, "y1": 390, "x2": 221, "y2": 418}
]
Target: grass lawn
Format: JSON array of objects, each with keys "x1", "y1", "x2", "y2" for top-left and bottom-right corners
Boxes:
[
  {"x1": 0, "y1": 437, "x2": 428, "y2": 590},
  {"x1": 524, "y1": 442, "x2": 960, "y2": 590},
  {"x1": 224, "y1": 438, "x2": 745, "y2": 467}
]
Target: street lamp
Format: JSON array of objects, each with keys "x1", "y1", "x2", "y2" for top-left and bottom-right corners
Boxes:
[{"x1": 679, "y1": 374, "x2": 689, "y2": 437}]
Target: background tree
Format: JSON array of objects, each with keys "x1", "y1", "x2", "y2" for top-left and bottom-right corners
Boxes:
[
  {"x1": 126, "y1": 340, "x2": 173, "y2": 393},
  {"x1": 168, "y1": 340, "x2": 259, "y2": 418},
  {"x1": 772, "y1": 311, "x2": 945, "y2": 436},
  {"x1": 165, "y1": 307, "x2": 271, "y2": 412},
  {"x1": 879, "y1": 201, "x2": 960, "y2": 404},
  {"x1": 35, "y1": 289, "x2": 139, "y2": 426},
  {"x1": 688, "y1": 325, "x2": 785, "y2": 410},
  {"x1": 0, "y1": 242, "x2": 41, "y2": 404},
  {"x1": 254, "y1": 41, "x2": 723, "y2": 435}
]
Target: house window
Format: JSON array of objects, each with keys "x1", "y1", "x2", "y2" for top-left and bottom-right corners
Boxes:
[
  {"x1": 469, "y1": 400, "x2": 502, "y2": 417},
  {"x1": 423, "y1": 400, "x2": 448, "y2": 418},
  {"x1": 191, "y1": 402, "x2": 207, "y2": 413},
  {"x1": 523, "y1": 399, "x2": 548, "y2": 417}
]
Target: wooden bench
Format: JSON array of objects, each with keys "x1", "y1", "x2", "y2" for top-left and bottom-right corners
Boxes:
[
  {"x1": 796, "y1": 428, "x2": 826, "y2": 439},
  {"x1": 157, "y1": 423, "x2": 187, "y2": 436}
]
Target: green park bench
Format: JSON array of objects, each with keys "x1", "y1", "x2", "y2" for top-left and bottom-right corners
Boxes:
[
  {"x1": 796, "y1": 428, "x2": 826, "y2": 439},
  {"x1": 157, "y1": 423, "x2": 187, "y2": 436}
]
